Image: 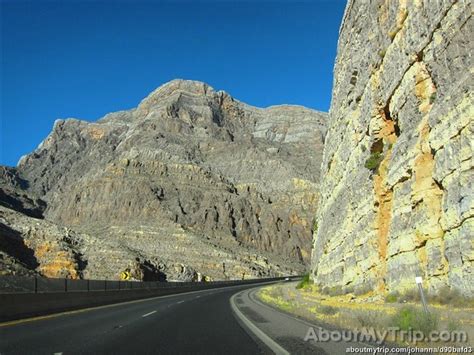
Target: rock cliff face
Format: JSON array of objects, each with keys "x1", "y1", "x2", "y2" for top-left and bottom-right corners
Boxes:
[
  {"x1": 0, "y1": 167, "x2": 45, "y2": 218},
  {"x1": 0, "y1": 205, "x2": 300, "y2": 281},
  {"x1": 1, "y1": 80, "x2": 326, "y2": 280},
  {"x1": 311, "y1": 0, "x2": 473, "y2": 296}
]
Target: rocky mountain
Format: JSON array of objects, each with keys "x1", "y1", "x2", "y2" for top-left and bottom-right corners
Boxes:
[
  {"x1": 1, "y1": 79, "x2": 327, "y2": 281},
  {"x1": 311, "y1": 0, "x2": 473, "y2": 297}
]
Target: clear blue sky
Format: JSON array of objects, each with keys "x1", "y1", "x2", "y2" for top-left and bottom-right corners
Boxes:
[{"x1": 0, "y1": 0, "x2": 346, "y2": 167}]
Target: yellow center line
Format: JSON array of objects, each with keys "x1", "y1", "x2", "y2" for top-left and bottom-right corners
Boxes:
[{"x1": 0, "y1": 282, "x2": 277, "y2": 328}]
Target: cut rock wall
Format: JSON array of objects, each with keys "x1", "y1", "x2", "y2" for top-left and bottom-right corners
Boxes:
[{"x1": 311, "y1": 0, "x2": 473, "y2": 296}]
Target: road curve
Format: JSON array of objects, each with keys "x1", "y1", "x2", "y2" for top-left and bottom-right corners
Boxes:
[
  {"x1": 231, "y1": 286, "x2": 377, "y2": 355},
  {"x1": 0, "y1": 283, "x2": 273, "y2": 355}
]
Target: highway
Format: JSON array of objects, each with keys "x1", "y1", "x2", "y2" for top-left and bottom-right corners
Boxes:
[{"x1": 0, "y1": 282, "x2": 375, "y2": 354}]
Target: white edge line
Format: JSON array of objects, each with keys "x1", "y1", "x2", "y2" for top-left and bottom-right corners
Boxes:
[
  {"x1": 176, "y1": 300, "x2": 185, "y2": 304},
  {"x1": 141, "y1": 310, "x2": 157, "y2": 318},
  {"x1": 249, "y1": 287, "x2": 323, "y2": 329},
  {"x1": 248, "y1": 287, "x2": 376, "y2": 349},
  {"x1": 230, "y1": 292, "x2": 290, "y2": 355}
]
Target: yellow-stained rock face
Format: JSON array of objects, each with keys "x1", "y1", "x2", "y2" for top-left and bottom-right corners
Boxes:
[
  {"x1": 38, "y1": 257, "x2": 79, "y2": 279},
  {"x1": 23, "y1": 238, "x2": 80, "y2": 279},
  {"x1": 311, "y1": 0, "x2": 473, "y2": 297},
  {"x1": 374, "y1": 148, "x2": 394, "y2": 292}
]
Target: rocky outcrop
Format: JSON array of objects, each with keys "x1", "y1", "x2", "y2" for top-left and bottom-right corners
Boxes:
[
  {"x1": 0, "y1": 207, "x2": 82, "y2": 278},
  {"x1": 0, "y1": 205, "x2": 299, "y2": 281},
  {"x1": 311, "y1": 0, "x2": 473, "y2": 297},
  {"x1": 0, "y1": 167, "x2": 45, "y2": 218},
  {"x1": 2, "y1": 80, "x2": 326, "y2": 280}
]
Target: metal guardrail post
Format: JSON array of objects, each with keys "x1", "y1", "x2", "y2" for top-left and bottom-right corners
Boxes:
[
  {"x1": 118, "y1": 281, "x2": 121, "y2": 291},
  {"x1": 34, "y1": 276, "x2": 38, "y2": 294},
  {"x1": 65, "y1": 278, "x2": 68, "y2": 292},
  {"x1": 87, "y1": 279, "x2": 90, "y2": 292},
  {"x1": 104, "y1": 280, "x2": 107, "y2": 291}
]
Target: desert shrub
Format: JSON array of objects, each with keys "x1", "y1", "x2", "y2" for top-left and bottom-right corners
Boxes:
[
  {"x1": 364, "y1": 152, "x2": 383, "y2": 171},
  {"x1": 400, "y1": 288, "x2": 421, "y2": 303},
  {"x1": 392, "y1": 306, "x2": 416, "y2": 330},
  {"x1": 354, "y1": 310, "x2": 388, "y2": 328},
  {"x1": 356, "y1": 312, "x2": 375, "y2": 327},
  {"x1": 319, "y1": 305, "x2": 337, "y2": 315},
  {"x1": 391, "y1": 306, "x2": 439, "y2": 335},
  {"x1": 433, "y1": 286, "x2": 460, "y2": 304},
  {"x1": 320, "y1": 285, "x2": 343, "y2": 296},
  {"x1": 296, "y1": 273, "x2": 311, "y2": 290},
  {"x1": 431, "y1": 286, "x2": 474, "y2": 308},
  {"x1": 344, "y1": 310, "x2": 389, "y2": 328},
  {"x1": 447, "y1": 318, "x2": 462, "y2": 332},
  {"x1": 415, "y1": 312, "x2": 439, "y2": 335},
  {"x1": 385, "y1": 291, "x2": 399, "y2": 303},
  {"x1": 324, "y1": 285, "x2": 343, "y2": 296}
]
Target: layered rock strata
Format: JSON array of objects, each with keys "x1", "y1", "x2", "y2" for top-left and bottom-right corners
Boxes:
[{"x1": 311, "y1": 0, "x2": 473, "y2": 297}]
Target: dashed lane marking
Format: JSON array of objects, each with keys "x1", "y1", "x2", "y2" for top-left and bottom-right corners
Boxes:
[
  {"x1": 0, "y1": 280, "x2": 281, "y2": 328},
  {"x1": 141, "y1": 311, "x2": 157, "y2": 318}
]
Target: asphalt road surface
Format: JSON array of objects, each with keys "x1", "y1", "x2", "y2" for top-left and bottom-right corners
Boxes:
[
  {"x1": 1, "y1": 282, "x2": 377, "y2": 354},
  {"x1": 0, "y1": 283, "x2": 272, "y2": 355}
]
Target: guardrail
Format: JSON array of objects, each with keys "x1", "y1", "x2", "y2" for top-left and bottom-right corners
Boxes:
[
  {"x1": 0, "y1": 275, "x2": 294, "y2": 322},
  {"x1": 0, "y1": 275, "x2": 204, "y2": 293},
  {"x1": 0, "y1": 274, "x2": 288, "y2": 294}
]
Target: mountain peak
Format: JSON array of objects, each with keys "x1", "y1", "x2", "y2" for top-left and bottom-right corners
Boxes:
[
  {"x1": 2, "y1": 77, "x2": 327, "y2": 282},
  {"x1": 146, "y1": 79, "x2": 215, "y2": 100}
]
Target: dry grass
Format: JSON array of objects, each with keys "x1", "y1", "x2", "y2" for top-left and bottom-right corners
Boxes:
[
  {"x1": 256, "y1": 282, "x2": 474, "y2": 347},
  {"x1": 258, "y1": 286, "x2": 294, "y2": 312},
  {"x1": 430, "y1": 286, "x2": 474, "y2": 308}
]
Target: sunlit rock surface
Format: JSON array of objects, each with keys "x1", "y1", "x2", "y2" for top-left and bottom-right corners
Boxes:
[
  {"x1": 1, "y1": 80, "x2": 327, "y2": 280},
  {"x1": 311, "y1": 0, "x2": 473, "y2": 296}
]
